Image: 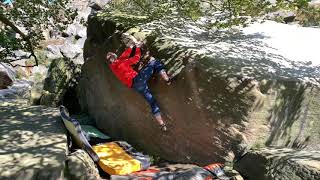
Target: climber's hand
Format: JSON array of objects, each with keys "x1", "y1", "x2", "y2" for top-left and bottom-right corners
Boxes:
[
  {"x1": 166, "y1": 75, "x2": 176, "y2": 85},
  {"x1": 136, "y1": 41, "x2": 144, "y2": 48}
]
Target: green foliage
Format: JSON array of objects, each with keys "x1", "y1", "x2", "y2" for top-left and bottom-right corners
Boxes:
[
  {"x1": 107, "y1": 0, "x2": 203, "y2": 21},
  {"x1": 149, "y1": 154, "x2": 161, "y2": 164},
  {"x1": 35, "y1": 50, "x2": 51, "y2": 67},
  {"x1": 296, "y1": 3, "x2": 320, "y2": 26},
  {"x1": 0, "y1": 29, "x2": 24, "y2": 57},
  {"x1": 252, "y1": 142, "x2": 263, "y2": 150},
  {"x1": 0, "y1": 0, "x2": 75, "y2": 65},
  {"x1": 33, "y1": 72, "x2": 44, "y2": 83},
  {"x1": 106, "y1": 0, "x2": 320, "y2": 29}
]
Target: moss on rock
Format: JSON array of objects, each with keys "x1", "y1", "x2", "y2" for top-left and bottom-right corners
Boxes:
[{"x1": 40, "y1": 58, "x2": 81, "y2": 107}]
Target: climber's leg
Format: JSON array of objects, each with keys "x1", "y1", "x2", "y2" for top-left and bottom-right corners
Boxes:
[
  {"x1": 133, "y1": 62, "x2": 168, "y2": 131},
  {"x1": 132, "y1": 82, "x2": 167, "y2": 131},
  {"x1": 134, "y1": 58, "x2": 170, "y2": 83}
]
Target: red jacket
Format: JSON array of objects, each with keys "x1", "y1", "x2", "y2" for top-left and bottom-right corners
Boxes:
[{"x1": 109, "y1": 47, "x2": 141, "y2": 88}]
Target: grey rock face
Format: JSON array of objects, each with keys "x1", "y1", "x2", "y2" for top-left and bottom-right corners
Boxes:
[
  {"x1": 60, "y1": 42, "x2": 82, "y2": 59},
  {"x1": 13, "y1": 50, "x2": 31, "y2": 59},
  {"x1": 63, "y1": 23, "x2": 87, "y2": 38},
  {"x1": 0, "y1": 79, "x2": 33, "y2": 100},
  {"x1": 46, "y1": 38, "x2": 84, "y2": 64},
  {"x1": 47, "y1": 44, "x2": 63, "y2": 59},
  {"x1": 60, "y1": 38, "x2": 84, "y2": 64},
  {"x1": 310, "y1": 0, "x2": 320, "y2": 7},
  {"x1": 234, "y1": 148, "x2": 320, "y2": 180}
]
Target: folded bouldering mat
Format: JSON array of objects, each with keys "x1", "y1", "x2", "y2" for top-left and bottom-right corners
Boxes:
[
  {"x1": 60, "y1": 106, "x2": 100, "y2": 162},
  {"x1": 60, "y1": 106, "x2": 111, "y2": 142},
  {"x1": 59, "y1": 106, "x2": 151, "y2": 175}
]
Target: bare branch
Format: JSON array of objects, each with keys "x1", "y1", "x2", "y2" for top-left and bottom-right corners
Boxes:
[{"x1": 4, "y1": 54, "x2": 33, "y2": 62}]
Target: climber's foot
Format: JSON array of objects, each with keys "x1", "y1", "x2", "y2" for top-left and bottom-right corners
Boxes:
[
  {"x1": 166, "y1": 75, "x2": 176, "y2": 85},
  {"x1": 159, "y1": 123, "x2": 167, "y2": 132}
]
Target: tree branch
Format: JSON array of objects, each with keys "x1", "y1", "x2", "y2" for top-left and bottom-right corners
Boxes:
[
  {"x1": 4, "y1": 53, "x2": 33, "y2": 62},
  {"x1": 0, "y1": 12, "x2": 38, "y2": 66},
  {"x1": 7, "y1": 62, "x2": 37, "y2": 68}
]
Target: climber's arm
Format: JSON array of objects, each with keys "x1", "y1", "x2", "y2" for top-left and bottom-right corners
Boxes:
[
  {"x1": 118, "y1": 47, "x2": 133, "y2": 61},
  {"x1": 126, "y1": 47, "x2": 141, "y2": 65}
]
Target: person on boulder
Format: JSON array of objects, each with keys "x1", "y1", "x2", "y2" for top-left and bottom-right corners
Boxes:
[{"x1": 106, "y1": 35, "x2": 172, "y2": 132}]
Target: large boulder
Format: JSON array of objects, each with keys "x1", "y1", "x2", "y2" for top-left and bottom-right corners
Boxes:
[
  {"x1": 234, "y1": 148, "x2": 320, "y2": 180},
  {"x1": 78, "y1": 11, "x2": 320, "y2": 165}
]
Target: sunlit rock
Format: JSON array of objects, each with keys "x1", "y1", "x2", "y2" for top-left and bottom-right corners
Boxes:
[{"x1": 234, "y1": 148, "x2": 320, "y2": 180}]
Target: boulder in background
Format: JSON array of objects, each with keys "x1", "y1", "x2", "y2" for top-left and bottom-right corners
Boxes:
[
  {"x1": 234, "y1": 148, "x2": 320, "y2": 180},
  {"x1": 66, "y1": 149, "x2": 100, "y2": 180},
  {"x1": 0, "y1": 63, "x2": 16, "y2": 89}
]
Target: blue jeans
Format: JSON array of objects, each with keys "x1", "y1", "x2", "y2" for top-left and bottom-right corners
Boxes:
[{"x1": 132, "y1": 59, "x2": 165, "y2": 116}]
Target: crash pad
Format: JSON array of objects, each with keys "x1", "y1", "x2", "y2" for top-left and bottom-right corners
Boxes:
[{"x1": 93, "y1": 142, "x2": 142, "y2": 175}]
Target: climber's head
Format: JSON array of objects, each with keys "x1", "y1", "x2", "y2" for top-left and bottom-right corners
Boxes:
[{"x1": 106, "y1": 52, "x2": 117, "y2": 63}]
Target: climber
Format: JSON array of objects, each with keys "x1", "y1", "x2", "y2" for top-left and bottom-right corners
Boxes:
[{"x1": 106, "y1": 34, "x2": 172, "y2": 132}]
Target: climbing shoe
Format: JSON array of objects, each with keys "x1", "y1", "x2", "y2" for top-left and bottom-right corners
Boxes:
[
  {"x1": 166, "y1": 76, "x2": 176, "y2": 85},
  {"x1": 160, "y1": 124, "x2": 167, "y2": 132}
]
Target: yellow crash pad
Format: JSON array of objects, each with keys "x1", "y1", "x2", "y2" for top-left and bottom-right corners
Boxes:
[{"x1": 93, "y1": 142, "x2": 141, "y2": 175}]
